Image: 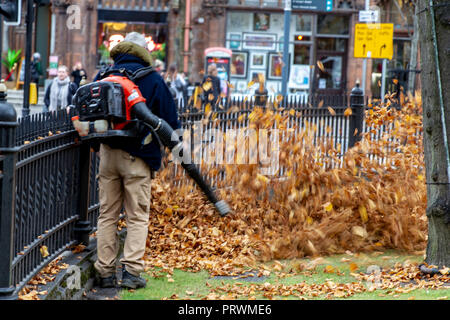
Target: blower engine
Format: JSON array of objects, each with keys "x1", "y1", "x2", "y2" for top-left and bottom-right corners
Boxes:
[{"x1": 70, "y1": 67, "x2": 230, "y2": 216}]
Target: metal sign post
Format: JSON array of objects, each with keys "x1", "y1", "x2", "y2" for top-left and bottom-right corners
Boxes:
[
  {"x1": 281, "y1": 0, "x2": 291, "y2": 98},
  {"x1": 380, "y1": 58, "x2": 387, "y2": 102},
  {"x1": 22, "y1": 0, "x2": 34, "y2": 117},
  {"x1": 361, "y1": 0, "x2": 369, "y2": 96}
]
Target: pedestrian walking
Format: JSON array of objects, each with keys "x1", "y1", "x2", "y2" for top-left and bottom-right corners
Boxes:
[
  {"x1": 71, "y1": 62, "x2": 87, "y2": 88},
  {"x1": 31, "y1": 52, "x2": 43, "y2": 100},
  {"x1": 92, "y1": 32, "x2": 181, "y2": 289},
  {"x1": 43, "y1": 65, "x2": 77, "y2": 112},
  {"x1": 165, "y1": 63, "x2": 187, "y2": 109},
  {"x1": 154, "y1": 59, "x2": 165, "y2": 77}
]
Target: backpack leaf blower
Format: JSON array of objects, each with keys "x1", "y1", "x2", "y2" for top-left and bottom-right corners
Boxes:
[{"x1": 70, "y1": 67, "x2": 230, "y2": 216}]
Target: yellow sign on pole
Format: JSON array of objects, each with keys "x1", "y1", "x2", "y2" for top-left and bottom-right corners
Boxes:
[{"x1": 354, "y1": 23, "x2": 394, "y2": 59}]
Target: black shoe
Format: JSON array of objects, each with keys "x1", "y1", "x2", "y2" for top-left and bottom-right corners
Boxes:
[
  {"x1": 121, "y1": 269, "x2": 147, "y2": 289},
  {"x1": 98, "y1": 274, "x2": 117, "y2": 288}
]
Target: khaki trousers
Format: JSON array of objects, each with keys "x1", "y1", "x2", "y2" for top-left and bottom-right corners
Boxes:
[{"x1": 94, "y1": 144, "x2": 152, "y2": 277}]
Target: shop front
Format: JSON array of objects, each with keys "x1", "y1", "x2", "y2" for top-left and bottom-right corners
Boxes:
[
  {"x1": 96, "y1": 6, "x2": 169, "y2": 68},
  {"x1": 225, "y1": 10, "x2": 351, "y2": 96}
]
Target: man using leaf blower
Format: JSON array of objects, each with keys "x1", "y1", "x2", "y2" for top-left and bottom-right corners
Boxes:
[
  {"x1": 89, "y1": 32, "x2": 181, "y2": 289},
  {"x1": 72, "y1": 32, "x2": 230, "y2": 290}
]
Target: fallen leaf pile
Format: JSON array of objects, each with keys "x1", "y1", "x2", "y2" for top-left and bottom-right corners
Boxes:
[
  {"x1": 197, "y1": 281, "x2": 368, "y2": 300},
  {"x1": 352, "y1": 262, "x2": 449, "y2": 295},
  {"x1": 18, "y1": 257, "x2": 69, "y2": 300},
  {"x1": 145, "y1": 93, "x2": 427, "y2": 275}
]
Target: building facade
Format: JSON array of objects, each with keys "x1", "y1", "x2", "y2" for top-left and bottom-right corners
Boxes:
[
  {"x1": 180, "y1": 0, "x2": 418, "y2": 97},
  {"x1": 3, "y1": 0, "x2": 417, "y2": 98}
]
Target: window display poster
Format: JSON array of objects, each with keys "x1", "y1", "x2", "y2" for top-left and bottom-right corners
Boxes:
[
  {"x1": 254, "y1": 13, "x2": 270, "y2": 31},
  {"x1": 230, "y1": 51, "x2": 248, "y2": 78},
  {"x1": 288, "y1": 64, "x2": 310, "y2": 89}
]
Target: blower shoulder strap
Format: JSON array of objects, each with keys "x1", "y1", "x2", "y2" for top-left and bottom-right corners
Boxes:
[{"x1": 99, "y1": 66, "x2": 155, "y2": 82}]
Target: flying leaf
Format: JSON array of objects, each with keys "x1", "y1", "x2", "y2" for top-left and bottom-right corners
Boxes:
[
  {"x1": 352, "y1": 226, "x2": 368, "y2": 238},
  {"x1": 202, "y1": 81, "x2": 212, "y2": 91},
  {"x1": 317, "y1": 60, "x2": 325, "y2": 73},
  {"x1": 359, "y1": 205, "x2": 368, "y2": 223},
  {"x1": 324, "y1": 202, "x2": 333, "y2": 212},
  {"x1": 318, "y1": 100, "x2": 324, "y2": 108},
  {"x1": 344, "y1": 107, "x2": 352, "y2": 117}
]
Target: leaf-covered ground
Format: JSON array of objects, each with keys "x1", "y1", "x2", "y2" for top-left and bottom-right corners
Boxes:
[{"x1": 121, "y1": 251, "x2": 449, "y2": 300}]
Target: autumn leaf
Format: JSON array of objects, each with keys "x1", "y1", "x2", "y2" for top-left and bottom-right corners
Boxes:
[
  {"x1": 71, "y1": 244, "x2": 86, "y2": 254},
  {"x1": 324, "y1": 265, "x2": 335, "y2": 273},
  {"x1": 344, "y1": 107, "x2": 352, "y2": 117},
  {"x1": 40, "y1": 246, "x2": 49, "y2": 258},
  {"x1": 352, "y1": 226, "x2": 368, "y2": 238},
  {"x1": 359, "y1": 205, "x2": 368, "y2": 223},
  {"x1": 317, "y1": 60, "x2": 325, "y2": 72},
  {"x1": 439, "y1": 267, "x2": 449, "y2": 275},
  {"x1": 349, "y1": 263, "x2": 359, "y2": 272},
  {"x1": 318, "y1": 100, "x2": 324, "y2": 108},
  {"x1": 327, "y1": 106, "x2": 336, "y2": 116},
  {"x1": 202, "y1": 81, "x2": 212, "y2": 91},
  {"x1": 324, "y1": 202, "x2": 333, "y2": 212}
]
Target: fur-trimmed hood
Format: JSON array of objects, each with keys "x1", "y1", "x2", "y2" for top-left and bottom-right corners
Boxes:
[{"x1": 110, "y1": 41, "x2": 153, "y2": 66}]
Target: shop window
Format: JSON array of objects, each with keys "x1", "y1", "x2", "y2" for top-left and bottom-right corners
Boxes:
[
  {"x1": 316, "y1": 38, "x2": 347, "y2": 52},
  {"x1": 371, "y1": 59, "x2": 383, "y2": 99},
  {"x1": 294, "y1": 45, "x2": 310, "y2": 65},
  {"x1": 97, "y1": 22, "x2": 167, "y2": 67},
  {"x1": 294, "y1": 14, "x2": 312, "y2": 32},
  {"x1": 316, "y1": 55, "x2": 343, "y2": 90},
  {"x1": 317, "y1": 15, "x2": 349, "y2": 35},
  {"x1": 388, "y1": 39, "x2": 411, "y2": 69}
]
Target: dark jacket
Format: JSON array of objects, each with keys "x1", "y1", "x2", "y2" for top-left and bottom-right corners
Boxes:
[
  {"x1": 44, "y1": 80, "x2": 77, "y2": 109},
  {"x1": 31, "y1": 60, "x2": 42, "y2": 83},
  {"x1": 71, "y1": 69, "x2": 87, "y2": 88},
  {"x1": 93, "y1": 45, "x2": 181, "y2": 171}
]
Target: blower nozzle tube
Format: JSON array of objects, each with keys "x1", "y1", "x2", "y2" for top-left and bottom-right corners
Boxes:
[{"x1": 133, "y1": 102, "x2": 230, "y2": 216}]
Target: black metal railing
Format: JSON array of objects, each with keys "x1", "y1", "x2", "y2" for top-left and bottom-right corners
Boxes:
[{"x1": 0, "y1": 108, "x2": 98, "y2": 299}]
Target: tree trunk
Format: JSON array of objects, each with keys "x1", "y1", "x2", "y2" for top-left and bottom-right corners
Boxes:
[{"x1": 417, "y1": 0, "x2": 450, "y2": 268}]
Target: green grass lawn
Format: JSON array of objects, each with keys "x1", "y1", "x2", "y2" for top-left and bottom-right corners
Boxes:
[{"x1": 120, "y1": 250, "x2": 449, "y2": 300}]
